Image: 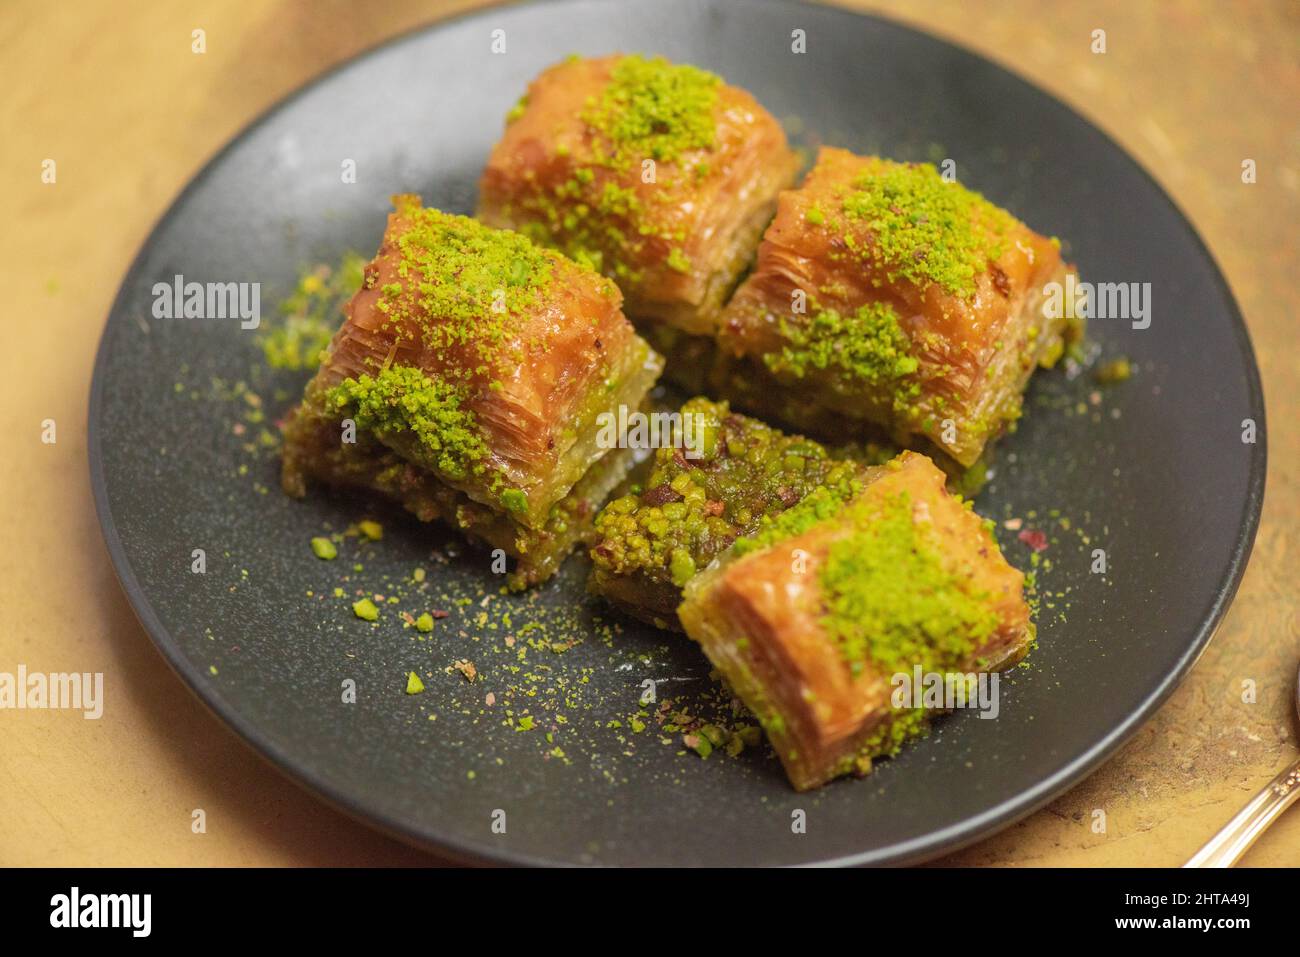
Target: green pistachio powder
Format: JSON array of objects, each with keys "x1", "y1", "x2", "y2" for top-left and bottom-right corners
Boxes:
[
  {"x1": 328, "y1": 365, "x2": 490, "y2": 484},
  {"x1": 818, "y1": 492, "x2": 1000, "y2": 678},
  {"x1": 768, "y1": 302, "x2": 921, "y2": 415},
  {"x1": 510, "y1": 55, "x2": 722, "y2": 283},
  {"x1": 837, "y1": 162, "x2": 1016, "y2": 298},
  {"x1": 373, "y1": 201, "x2": 556, "y2": 374}
]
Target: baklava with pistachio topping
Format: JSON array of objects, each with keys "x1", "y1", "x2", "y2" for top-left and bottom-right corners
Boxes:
[
  {"x1": 714, "y1": 147, "x2": 1083, "y2": 468},
  {"x1": 678, "y1": 451, "x2": 1033, "y2": 790},
  {"x1": 281, "y1": 195, "x2": 663, "y2": 587},
  {"x1": 478, "y1": 54, "x2": 799, "y2": 338},
  {"x1": 588, "y1": 397, "x2": 875, "y2": 630}
]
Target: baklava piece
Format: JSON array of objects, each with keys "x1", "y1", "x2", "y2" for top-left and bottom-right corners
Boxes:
[
  {"x1": 478, "y1": 54, "x2": 799, "y2": 339},
  {"x1": 281, "y1": 195, "x2": 663, "y2": 587},
  {"x1": 678, "y1": 451, "x2": 1032, "y2": 790},
  {"x1": 715, "y1": 147, "x2": 1083, "y2": 468},
  {"x1": 589, "y1": 397, "x2": 868, "y2": 629}
]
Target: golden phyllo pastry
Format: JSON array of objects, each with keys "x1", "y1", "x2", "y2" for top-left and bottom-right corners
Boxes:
[
  {"x1": 281, "y1": 195, "x2": 663, "y2": 587},
  {"x1": 715, "y1": 147, "x2": 1082, "y2": 467},
  {"x1": 478, "y1": 54, "x2": 799, "y2": 338},
  {"x1": 678, "y1": 451, "x2": 1032, "y2": 790}
]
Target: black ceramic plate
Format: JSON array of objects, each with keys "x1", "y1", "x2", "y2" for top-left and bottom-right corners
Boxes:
[{"x1": 90, "y1": 0, "x2": 1265, "y2": 866}]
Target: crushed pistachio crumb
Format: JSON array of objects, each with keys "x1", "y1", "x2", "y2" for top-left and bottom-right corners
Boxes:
[
  {"x1": 327, "y1": 365, "x2": 489, "y2": 483},
  {"x1": 583, "y1": 55, "x2": 721, "y2": 165},
  {"x1": 683, "y1": 731, "x2": 713, "y2": 758},
  {"x1": 766, "y1": 301, "x2": 921, "y2": 416},
  {"x1": 818, "y1": 490, "x2": 1000, "y2": 676},
  {"x1": 506, "y1": 55, "x2": 724, "y2": 288},
  {"x1": 453, "y1": 659, "x2": 478, "y2": 682},
  {"x1": 840, "y1": 161, "x2": 1017, "y2": 297},
  {"x1": 731, "y1": 481, "x2": 863, "y2": 558},
  {"x1": 505, "y1": 93, "x2": 529, "y2": 123},
  {"x1": 381, "y1": 197, "x2": 558, "y2": 371},
  {"x1": 499, "y1": 488, "x2": 529, "y2": 514},
  {"x1": 310, "y1": 536, "x2": 337, "y2": 560}
]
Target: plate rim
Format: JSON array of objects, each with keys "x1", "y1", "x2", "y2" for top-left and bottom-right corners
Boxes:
[{"x1": 87, "y1": 0, "x2": 1268, "y2": 867}]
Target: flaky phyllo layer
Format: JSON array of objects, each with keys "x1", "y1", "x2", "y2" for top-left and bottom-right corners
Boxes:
[
  {"x1": 716, "y1": 147, "x2": 1084, "y2": 467},
  {"x1": 678, "y1": 452, "x2": 1032, "y2": 790},
  {"x1": 281, "y1": 196, "x2": 662, "y2": 586},
  {"x1": 479, "y1": 54, "x2": 799, "y2": 337}
]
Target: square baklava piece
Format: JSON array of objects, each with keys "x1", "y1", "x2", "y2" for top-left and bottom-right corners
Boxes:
[
  {"x1": 478, "y1": 54, "x2": 799, "y2": 339},
  {"x1": 281, "y1": 195, "x2": 662, "y2": 587},
  {"x1": 714, "y1": 147, "x2": 1082, "y2": 468},
  {"x1": 678, "y1": 451, "x2": 1032, "y2": 790}
]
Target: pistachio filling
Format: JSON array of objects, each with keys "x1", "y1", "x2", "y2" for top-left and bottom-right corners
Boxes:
[{"x1": 592, "y1": 398, "x2": 862, "y2": 589}]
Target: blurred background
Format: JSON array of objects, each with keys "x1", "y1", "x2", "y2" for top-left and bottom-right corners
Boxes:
[{"x1": 1, "y1": 0, "x2": 1296, "y2": 866}]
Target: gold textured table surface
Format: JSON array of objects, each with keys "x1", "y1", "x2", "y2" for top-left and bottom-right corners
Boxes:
[{"x1": 1, "y1": 0, "x2": 1295, "y2": 866}]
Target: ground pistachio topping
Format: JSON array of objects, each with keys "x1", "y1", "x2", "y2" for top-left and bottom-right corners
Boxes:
[
  {"x1": 836, "y1": 161, "x2": 1018, "y2": 298},
  {"x1": 326, "y1": 365, "x2": 490, "y2": 484},
  {"x1": 582, "y1": 54, "x2": 722, "y2": 167},
  {"x1": 765, "y1": 300, "x2": 921, "y2": 413},
  {"x1": 817, "y1": 490, "x2": 1000, "y2": 677},
  {"x1": 505, "y1": 93, "x2": 529, "y2": 123},
  {"x1": 507, "y1": 56, "x2": 724, "y2": 286},
  {"x1": 379, "y1": 198, "x2": 558, "y2": 374}
]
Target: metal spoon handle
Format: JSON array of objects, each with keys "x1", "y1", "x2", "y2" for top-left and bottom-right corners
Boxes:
[{"x1": 1184, "y1": 759, "x2": 1300, "y2": 867}]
